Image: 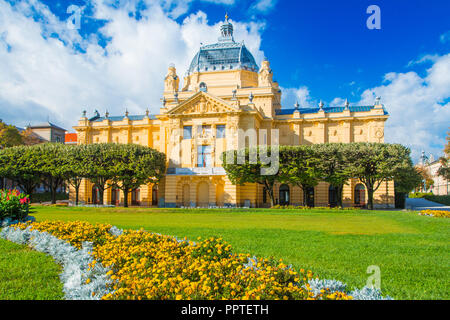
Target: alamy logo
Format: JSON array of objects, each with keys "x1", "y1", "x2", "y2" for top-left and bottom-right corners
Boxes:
[
  {"x1": 366, "y1": 5, "x2": 381, "y2": 30},
  {"x1": 67, "y1": 5, "x2": 82, "y2": 30}
]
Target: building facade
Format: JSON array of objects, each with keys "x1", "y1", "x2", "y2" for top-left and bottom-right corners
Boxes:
[{"x1": 72, "y1": 17, "x2": 394, "y2": 208}]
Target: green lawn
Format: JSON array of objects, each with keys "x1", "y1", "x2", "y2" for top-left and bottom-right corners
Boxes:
[
  {"x1": 0, "y1": 237, "x2": 63, "y2": 300},
  {"x1": 29, "y1": 206, "x2": 449, "y2": 300}
]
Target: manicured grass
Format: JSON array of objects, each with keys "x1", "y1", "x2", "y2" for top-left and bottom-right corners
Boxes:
[{"x1": 0, "y1": 237, "x2": 64, "y2": 300}]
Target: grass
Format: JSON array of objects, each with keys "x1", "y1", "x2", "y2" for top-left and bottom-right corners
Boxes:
[
  {"x1": 29, "y1": 206, "x2": 450, "y2": 300},
  {"x1": 0, "y1": 237, "x2": 64, "y2": 300}
]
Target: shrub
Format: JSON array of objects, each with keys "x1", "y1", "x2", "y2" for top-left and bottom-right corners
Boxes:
[
  {"x1": 423, "y1": 195, "x2": 450, "y2": 206},
  {"x1": 408, "y1": 192, "x2": 433, "y2": 198},
  {"x1": 0, "y1": 189, "x2": 30, "y2": 220},
  {"x1": 31, "y1": 192, "x2": 69, "y2": 203}
]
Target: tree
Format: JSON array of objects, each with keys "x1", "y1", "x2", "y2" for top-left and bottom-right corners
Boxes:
[
  {"x1": 0, "y1": 121, "x2": 23, "y2": 149},
  {"x1": 34, "y1": 143, "x2": 69, "y2": 204},
  {"x1": 437, "y1": 131, "x2": 450, "y2": 181},
  {"x1": 84, "y1": 144, "x2": 117, "y2": 205},
  {"x1": 0, "y1": 145, "x2": 42, "y2": 201},
  {"x1": 108, "y1": 144, "x2": 166, "y2": 207},
  {"x1": 311, "y1": 143, "x2": 353, "y2": 208},
  {"x1": 21, "y1": 127, "x2": 44, "y2": 146},
  {"x1": 222, "y1": 147, "x2": 280, "y2": 207},
  {"x1": 415, "y1": 165, "x2": 434, "y2": 191},
  {"x1": 64, "y1": 144, "x2": 89, "y2": 206},
  {"x1": 278, "y1": 145, "x2": 323, "y2": 206},
  {"x1": 345, "y1": 143, "x2": 416, "y2": 210}
]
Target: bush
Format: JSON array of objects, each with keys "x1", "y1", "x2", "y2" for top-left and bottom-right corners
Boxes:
[
  {"x1": 423, "y1": 195, "x2": 450, "y2": 206},
  {"x1": 31, "y1": 192, "x2": 69, "y2": 203},
  {"x1": 0, "y1": 189, "x2": 30, "y2": 220},
  {"x1": 408, "y1": 192, "x2": 433, "y2": 198}
]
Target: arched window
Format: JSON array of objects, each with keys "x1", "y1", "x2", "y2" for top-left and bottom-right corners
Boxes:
[
  {"x1": 199, "y1": 82, "x2": 207, "y2": 92},
  {"x1": 92, "y1": 185, "x2": 101, "y2": 205},
  {"x1": 279, "y1": 184, "x2": 290, "y2": 205},
  {"x1": 131, "y1": 189, "x2": 140, "y2": 206},
  {"x1": 328, "y1": 185, "x2": 338, "y2": 207},
  {"x1": 354, "y1": 184, "x2": 366, "y2": 206},
  {"x1": 111, "y1": 188, "x2": 120, "y2": 206}
]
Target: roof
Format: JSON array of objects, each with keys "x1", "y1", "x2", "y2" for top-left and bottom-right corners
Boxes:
[
  {"x1": 65, "y1": 133, "x2": 77, "y2": 144},
  {"x1": 275, "y1": 105, "x2": 389, "y2": 116},
  {"x1": 187, "y1": 18, "x2": 258, "y2": 75},
  {"x1": 28, "y1": 121, "x2": 66, "y2": 131},
  {"x1": 90, "y1": 114, "x2": 157, "y2": 122}
]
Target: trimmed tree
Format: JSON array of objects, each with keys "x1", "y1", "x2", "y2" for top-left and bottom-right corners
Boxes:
[
  {"x1": 222, "y1": 146, "x2": 280, "y2": 207},
  {"x1": 108, "y1": 144, "x2": 166, "y2": 207},
  {"x1": 345, "y1": 142, "x2": 416, "y2": 210},
  {"x1": 312, "y1": 143, "x2": 353, "y2": 208},
  {"x1": 64, "y1": 144, "x2": 89, "y2": 206},
  {"x1": 84, "y1": 144, "x2": 116, "y2": 205},
  {"x1": 35, "y1": 143, "x2": 69, "y2": 204},
  {"x1": 0, "y1": 145, "x2": 42, "y2": 201},
  {"x1": 278, "y1": 145, "x2": 323, "y2": 206}
]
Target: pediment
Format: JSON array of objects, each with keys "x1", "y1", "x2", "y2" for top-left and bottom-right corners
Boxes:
[{"x1": 166, "y1": 91, "x2": 238, "y2": 116}]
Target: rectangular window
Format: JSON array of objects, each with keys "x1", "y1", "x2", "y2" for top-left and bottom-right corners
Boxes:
[
  {"x1": 216, "y1": 125, "x2": 226, "y2": 138},
  {"x1": 183, "y1": 126, "x2": 192, "y2": 139},
  {"x1": 197, "y1": 145, "x2": 212, "y2": 168}
]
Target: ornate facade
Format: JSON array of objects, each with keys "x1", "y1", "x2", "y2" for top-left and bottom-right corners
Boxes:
[{"x1": 72, "y1": 16, "x2": 394, "y2": 208}]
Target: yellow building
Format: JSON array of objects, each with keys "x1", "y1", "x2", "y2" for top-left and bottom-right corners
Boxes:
[{"x1": 72, "y1": 16, "x2": 394, "y2": 209}]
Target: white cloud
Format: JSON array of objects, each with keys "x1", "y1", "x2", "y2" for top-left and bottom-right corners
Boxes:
[
  {"x1": 282, "y1": 54, "x2": 450, "y2": 162},
  {"x1": 357, "y1": 54, "x2": 450, "y2": 162},
  {"x1": 0, "y1": 0, "x2": 264, "y2": 131},
  {"x1": 281, "y1": 86, "x2": 316, "y2": 108},
  {"x1": 250, "y1": 0, "x2": 278, "y2": 14}
]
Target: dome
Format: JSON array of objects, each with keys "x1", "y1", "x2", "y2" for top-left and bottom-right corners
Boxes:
[{"x1": 187, "y1": 16, "x2": 259, "y2": 75}]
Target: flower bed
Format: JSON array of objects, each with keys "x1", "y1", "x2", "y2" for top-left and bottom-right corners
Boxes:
[
  {"x1": 419, "y1": 210, "x2": 450, "y2": 218},
  {"x1": 271, "y1": 205, "x2": 359, "y2": 210},
  {"x1": 1, "y1": 221, "x2": 391, "y2": 300}
]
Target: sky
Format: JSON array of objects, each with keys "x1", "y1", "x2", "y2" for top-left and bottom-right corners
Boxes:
[{"x1": 0, "y1": 0, "x2": 449, "y2": 162}]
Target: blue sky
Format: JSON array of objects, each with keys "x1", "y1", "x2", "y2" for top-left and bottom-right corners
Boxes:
[{"x1": 0, "y1": 0, "x2": 449, "y2": 161}]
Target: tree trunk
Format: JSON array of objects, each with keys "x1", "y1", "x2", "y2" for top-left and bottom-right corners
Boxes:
[
  {"x1": 75, "y1": 185, "x2": 79, "y2": 206},
  {"x1": 337, "y1": 185, "x2": 344, "y2": 208},
  {"x1": 51, "y1": 178, "x2": 57, "y2": 204},
  {"x1": 367, "y1": 185, "x2": 374, "y2": 210},
  {"x1": 123, "y1": 188, "x2": 129, "y2": 208}
]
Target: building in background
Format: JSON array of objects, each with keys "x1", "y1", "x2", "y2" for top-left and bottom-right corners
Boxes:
[
  {"x1": 72, "y1": 16, "x2": 393, "y2": 208},
  {"x1": 25, "y1": 121, "x2": 66, "y2": 143},
  {"x1": 426, "y1": 160, "x2": 449, "y2": 195}
]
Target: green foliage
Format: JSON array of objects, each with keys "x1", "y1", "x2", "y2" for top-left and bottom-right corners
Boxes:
[
  {"x1": 0, "y1": 145, "x2": 43, "y2": 200},
  {"x1": 0, "y1": 189, "x2": 30, "y2": 220},
  {"x1": 408, "y1": 192, "x2": 434, "y2": 198},
  {"x1": 345, "y1": 143, "x2": 416, "y2": 209},
  {"x1": 0, "y1": 121, "x2": 23, "y2": 149},
  {"x1": 107, "y1": 143, "x2": 166, "y2": 207},
  {"x1": 422, "y1": 195, "x2": 450, "y2": 206},
  {"x1": 31, "y1": 192, "x2": 69, "y2": 203},
  {"x1": 222, "y1": 146, "x2": 279, "y2": 206}
]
